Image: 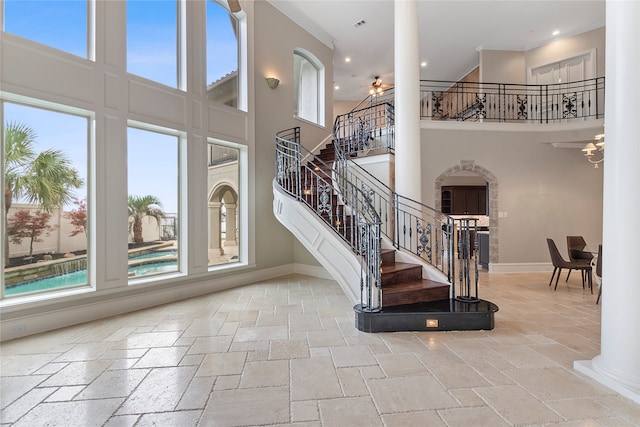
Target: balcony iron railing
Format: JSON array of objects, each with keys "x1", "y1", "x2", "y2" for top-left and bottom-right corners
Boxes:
[
  {"x1": 346, "y1": 77, "x2": 605, "y2": 123},
  {"x1": 420, "y1": 77, "x2": 605, "y2": 122}
]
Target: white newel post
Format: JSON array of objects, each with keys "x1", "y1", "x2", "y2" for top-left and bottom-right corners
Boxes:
[{"x1": 574, "y1": 0, "x2": 640, "y2": 404}]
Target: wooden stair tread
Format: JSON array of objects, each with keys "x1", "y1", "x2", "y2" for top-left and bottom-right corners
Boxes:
[
  {"x1": 381, "y1": 262, "x2": 421, "y2": 273},
  {"x1": 383, "y1": 278, "x2": 449, "y2": 292}
]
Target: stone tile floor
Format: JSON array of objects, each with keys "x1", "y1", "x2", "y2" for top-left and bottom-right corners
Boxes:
[{"x1": 1, "y1": 271, "x2": 639, "y2": 426}]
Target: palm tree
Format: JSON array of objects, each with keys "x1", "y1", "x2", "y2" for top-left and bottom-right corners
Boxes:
[
  {"x1": 4, "y1": 122, "x2": 83, "y2": 266},
  {"x1": 128, "y1": 195, "x2": 165, "y2": 245}
]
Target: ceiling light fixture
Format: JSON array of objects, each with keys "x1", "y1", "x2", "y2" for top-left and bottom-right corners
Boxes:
[
  {"x1": 583, "y1": 133, "x2": 605, "y2": 167},
  {"x1": 421, "y1": 61, "x2": 427, "y2": 67},
  {"x1": 552, "y1": 30, "x2": 560, "y2": 36},
  {"x1": 345, "y1": 57, "x2": 351, "y2": 63}
]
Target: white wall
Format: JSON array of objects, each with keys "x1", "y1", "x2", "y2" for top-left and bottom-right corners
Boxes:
[
  {"x1": 421, "y1": 121, "x2": 604, "y2": 268},
  {"x1": 253, "y1": 1, "x2": 333, "y2": 269}
]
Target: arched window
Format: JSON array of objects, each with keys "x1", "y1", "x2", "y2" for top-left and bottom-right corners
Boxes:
[{"x1": 294, "y1": 49, "x2": 325, "y2": 126}]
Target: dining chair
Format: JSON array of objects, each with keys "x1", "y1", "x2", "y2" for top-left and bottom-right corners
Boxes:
[
  {"x1": 566, "y1": 235, "x2": 594, "y2": 285},
  {"x1": 547, "y1": 238, "x2": 592, "y2": 292},
  {"x1": 596, "y1": 244, "x2": 603, "y2": 304}
]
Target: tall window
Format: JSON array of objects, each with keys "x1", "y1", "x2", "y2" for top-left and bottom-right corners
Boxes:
[
  {"x1": 206, "y1": 1, "x2": 241, "y2": 108},
  {"x1": 127, "y1": 0, "x2": 178, "y2": 88},
  {"x1": 127, "y1": 127, "x2": 180, "y2": 280},
  {"x1": 2, "y1": 102, "x2": 89, "y2": 298},
  {"x1": 293, "y1": 50, "x2": 325, "y2": 126},
  {"x1": 207, "y1": 142, "x2": 240, "y2": 267},
  {"x1": 3, "y1": 0, "x2": 88, "y2": 58}
]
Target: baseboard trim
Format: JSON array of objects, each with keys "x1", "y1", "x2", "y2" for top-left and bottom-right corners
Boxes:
[
  {"x1": 293, "y1": 263, "x2": 333, "y2": 280},
  {"x1": 489, "y1": 262, "x2": 552, "y2": 274}
]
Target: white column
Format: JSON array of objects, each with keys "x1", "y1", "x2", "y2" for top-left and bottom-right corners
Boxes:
[
  {"x1": 574, "y1": 0, "x2": 640, "y2": 404},
  {"x1": 208, "y1": 202, "x2": 223, "y2": 256},
  {"x1": 224, "y1": 203, "x2": 237, "y2": 247},
  {"x1": 394, "y1": 0, "x2": 421, "y2": 201}
]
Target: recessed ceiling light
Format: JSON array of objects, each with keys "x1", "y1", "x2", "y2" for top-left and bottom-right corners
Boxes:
[
  {"x1": 345, "y1": 57, "x2": 351, "y2": 63},
  {"x1": 334, "y1": 85, "x2": 340, "y2": 90},
  {"x1": 552, "y1": 30, "x2": 560, "y2": 36},
  {"x1": 421, "y1": 61, "x2": 427, "y2": 67}
]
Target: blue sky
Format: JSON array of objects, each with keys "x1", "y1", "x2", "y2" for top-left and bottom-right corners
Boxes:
[{"x1": 4, "y1": 0, "x2": 238, "y2": 214}]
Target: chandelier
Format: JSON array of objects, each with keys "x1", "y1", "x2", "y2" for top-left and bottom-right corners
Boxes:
[{"x1": 583, "y1": 134, "x2": 605, "y2": 167}]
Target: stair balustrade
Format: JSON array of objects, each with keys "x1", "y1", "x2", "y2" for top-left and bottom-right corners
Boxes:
[
  {"x1": 275, "y1": 127, "x2": 383, "y2": 312},
  {"x1": 333, "y1": 97, "x2": 480, "y2": 303}
]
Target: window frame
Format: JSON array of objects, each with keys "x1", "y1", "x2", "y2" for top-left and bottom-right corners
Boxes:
[
  {"x1": 293, "y1": 48, "x2": 325, "y2": 127},
  {"x1": 126, "y1": 121, "x2": 186, "y2": 285},
  {"x1": 1, "y1": 94, "x2": 95, "y2": 302}
]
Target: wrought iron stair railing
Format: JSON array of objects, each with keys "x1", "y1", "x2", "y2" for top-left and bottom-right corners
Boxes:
[
  {"x1": 275, "y1": 127, "x2": 383, "y2": 311},
  {"x1": 333, "y1": 102, "x2": 481, "y2": 303}
]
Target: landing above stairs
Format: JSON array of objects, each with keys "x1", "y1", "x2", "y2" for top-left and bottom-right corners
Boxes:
[{"x1": 354, "y1": 299, "x2": 499, "y2": 333}]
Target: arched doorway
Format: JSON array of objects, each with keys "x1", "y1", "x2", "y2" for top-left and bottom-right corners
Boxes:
[
  {"x1": 435, "y1": 160, "x2": 499, "y2": 267},
  {"x1": 208, "y1": 184, "x2": 238, "y2": 264}
]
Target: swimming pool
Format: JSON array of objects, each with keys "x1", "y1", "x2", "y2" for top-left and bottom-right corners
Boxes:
[{"x1": 5, "y1": 251, "x2": 178, "y2": 296}]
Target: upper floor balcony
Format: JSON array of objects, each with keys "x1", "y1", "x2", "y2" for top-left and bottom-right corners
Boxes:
[{"x1": 362, "y1": 77, "x2": 605, "y2": 125}]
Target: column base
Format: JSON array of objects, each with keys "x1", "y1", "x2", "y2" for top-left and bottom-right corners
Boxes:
[
  {"x1": 574, "y1": 357, "x2": 640, "y2": 404},
  {"x1": 209, "y1": 248, "x2": 224, "y2": 257}
]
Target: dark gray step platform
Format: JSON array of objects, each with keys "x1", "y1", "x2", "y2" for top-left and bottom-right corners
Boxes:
[{"x1": 354, "y1": 298, "x2": 499, "y2": 332}]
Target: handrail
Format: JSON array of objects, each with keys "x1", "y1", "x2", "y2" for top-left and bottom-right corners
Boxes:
[
  {"x1": 275, "y1": 127, "x2": 383, "y2": 312},
  {"x1": 333, "y1": 94, "x2": 480, "y2": 301},
  {"x1": 420, "y1": 77, "x2": 605, "y2": 122}
]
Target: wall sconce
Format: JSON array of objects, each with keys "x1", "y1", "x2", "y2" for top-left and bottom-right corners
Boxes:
[
  {"x1": 583, "y1": 133, "x2": 605, "y2": 168},
  {"x1": 266, "y1": 77, "x2": 280, "y2": 89}
]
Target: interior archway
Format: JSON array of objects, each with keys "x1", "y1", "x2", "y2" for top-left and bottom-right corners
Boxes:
[
  {"x1": 208, "y1": 183, "x2": 238, "y2": 264},
  {"x1": 434, "y1": 160, "x2": 499, "y2": 267}
]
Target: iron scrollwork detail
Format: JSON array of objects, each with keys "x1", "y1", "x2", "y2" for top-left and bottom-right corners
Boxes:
[
  {"x1": 471, "y1": 93, "x2": 487, "y2": 120},
  {"x1": 562, "y1": 92, "x2": 577, "y2": 118},
  {"x1": 431, "y1": 91, "x2": 444, "y2": 118},
  {"x1": 416, "y1": 218, "x2": 432, "y2": 261},
  {"x1": 516, "y1": 95, "x2": 528, "y2": 120},
  {"x1": 317, "y1": 181, "x2": 333, "y2": 215}
]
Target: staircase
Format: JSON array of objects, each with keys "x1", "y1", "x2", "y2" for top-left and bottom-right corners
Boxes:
[
  {"x1": 274, "y1": 125, "x2": 498, "y2": 333},
  {"x1": 306, "y1": 142, "x2": 450, "y2": 308}
]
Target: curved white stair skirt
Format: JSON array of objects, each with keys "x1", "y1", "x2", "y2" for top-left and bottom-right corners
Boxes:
[
  {"x1": 272, "y1": 179, "x2": 450, "y2": 303},
  {"x1": 273, "y1": 180, "x2": 361, "y2": 305}
]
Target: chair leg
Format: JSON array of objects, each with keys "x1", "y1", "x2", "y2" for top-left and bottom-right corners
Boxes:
[
  {"x1": 588, "y1": 270, "x2": 593, "y2": 294},
  {"x1": 597, "y1": 282, "x2": 602, "y2": 304},
  {"x1": 554, "y1": 268, "x2": 562, "y2": 290},
  {"x1": 549, "y1": 267, "x2": 558, "y2": 287},
  {"x1": 566, "y1": 269, "x2": 572, "y2": 282}
]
